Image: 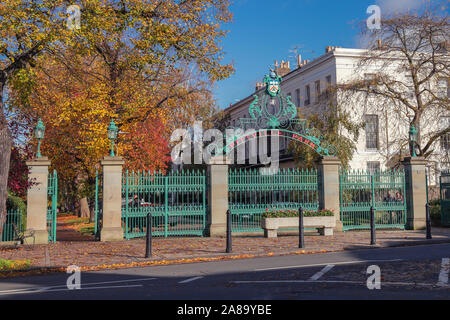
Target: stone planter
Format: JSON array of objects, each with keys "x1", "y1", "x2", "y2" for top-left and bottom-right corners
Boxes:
[{"x1": 261, "y1": 216, "x2": 336, "y2": 238}]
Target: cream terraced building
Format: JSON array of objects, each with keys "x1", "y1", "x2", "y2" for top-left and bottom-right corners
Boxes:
[{"x1": 224, "y1": 46, "x2": 450, "y2": 187}]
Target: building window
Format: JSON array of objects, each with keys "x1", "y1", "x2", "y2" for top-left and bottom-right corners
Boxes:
[
  {"x1": 295, "y1": 89, "x2": 301, "y2": 107},
  {"x1": 365, "y1": 114, "x2": 379, "y2": 150},
  {"x1": 305, "y1": 85, "x2": 310, "y2": 106},
  {"x1": 314, "y1": 80, "x2": 321, "y2": 104},
  {"x1": 325, "y1": 75, "x2": 332, "y2": 99},
  {"x1": 367, "y1": 161, "x2": 380, "y2": 174},
  {"x1": 441, "y1": 116, "x2": 450, "y2": 151}
]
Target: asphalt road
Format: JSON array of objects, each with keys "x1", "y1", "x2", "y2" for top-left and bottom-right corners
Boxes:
[{"x1": 0, "y1": 243, "x2": 449, "y2": 300}]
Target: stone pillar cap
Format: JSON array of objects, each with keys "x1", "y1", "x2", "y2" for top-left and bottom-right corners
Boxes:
[
  {"x1": 209, "y1": 155, "x2": 232, "y2": 165},
  {"x1": 26, "y1": 157, "x2": 51, "y2": 166},
  {"x1": 101, "y1": 156, "x2": 125, "y2": 166},
  {"x1": 402, "y1": 156, "x2": 428, "y2": 165},
  {"x1": 317, "y1": 156, "x2": 341, "y2": 165},
  {"x1": 100, "y1": 156, "x2": 125, "y2": 166}
]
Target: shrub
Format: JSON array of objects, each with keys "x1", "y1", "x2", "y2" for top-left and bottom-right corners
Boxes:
[
  {"x1": 430, "y1": 205, "x2": 441, "y2": 227},
  {"x1": 262, "y1": 209, "x2": 334, "y2": 218},
  {"x1": 6, "y1": 192, "x2": 26, "y2": 213},
  {"x1": 0, "y1": 259, "x2": 30, "y2": 271},
  {"x1": 428, "y1": 199, "x2": 440, "y2": 206}
]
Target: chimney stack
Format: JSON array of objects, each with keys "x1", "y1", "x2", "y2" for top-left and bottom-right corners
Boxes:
[
  {"x1": 255, "y1": 82, "x2": 265, "y2": 91},
  {"x1": 377, "y1": 39, "x2": 383, "y2": 49},
  {"x1": 275, "y1": 60, "x2": 291, "y2": 76},
  {"x1": 297, "y1": 54, "x2": 302, "y2": 68}
]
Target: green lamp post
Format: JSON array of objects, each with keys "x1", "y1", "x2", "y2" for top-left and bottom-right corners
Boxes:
[
  {"x1": 34, "y1": 118, "x2": 45, "y2": 158},
  {"x1": 409, "y1": 124, "x2": 418, "y2": 157},
  {"x1": 107, "y1": 119, "x2": 118, "y2": 157}
]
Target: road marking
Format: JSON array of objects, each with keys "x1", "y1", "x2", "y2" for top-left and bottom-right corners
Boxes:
[
  {"x1": 230, "y1": 280, "x2": 444, "y2": 288},
  {"x1": 437, "y1": 258, "x2": 449, "y2": 287},
  {"x1": 255, "y1": 259, "x2": 403, "y2": 271},
  {"x1": 310, "y1": 265, "x2": 334, "y2": 281},
  {"x1": 178, "y1": 276, "x2": 204, "y2": 284},
  {"x1": 0, "y1": 284, "x2": 144, "y2": 296},
  {"x1": 0, "y1": 277, "x2": 156, "y2": 295}
]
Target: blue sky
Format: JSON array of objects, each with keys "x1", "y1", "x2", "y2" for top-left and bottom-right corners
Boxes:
[{"x1": 213, "y1": 0, "x2": 427, "y2": 109}]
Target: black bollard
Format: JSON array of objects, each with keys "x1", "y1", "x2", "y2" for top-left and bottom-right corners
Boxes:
[
  {"x1": 299, "y1": 207, "x2": 304, "y2": 249},
  {"x1": 370, "y1": 206, "x2": 376, "y2": 245},
  {"x1": 145, "y1": 211, "x2": 152, "y2": 258},
  {"x1": 426, "y1": 203, "x2": 432, "y2": 240},
  {"x1": 226, "y1": 209, "x2": 232, "y2": 253}
]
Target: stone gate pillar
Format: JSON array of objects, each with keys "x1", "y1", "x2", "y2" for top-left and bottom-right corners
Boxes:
[
  {"x1": 100, "y1": 156, "x2": 124, "y2": 241},
  {"x1": 403, "y1": 157, "x2": 427, "y2": 230},
  {"x1": 317, "y1": 156, "x2": 343, "y2": 232},
  {"x1": 207, "y1": 156, "x2": 230, "y2": 237},
  {"x1": 26, "y1": 157, "x2": 51, "y2": 244}
]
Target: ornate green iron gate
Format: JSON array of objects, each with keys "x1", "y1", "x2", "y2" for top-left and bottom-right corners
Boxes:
[
  {"x1": 121, "y1": 170, "x2": 206, "y2": 239},
  {"x1": 440, "y1": 170, "x2": 450, "y2": 227},
  {"x1": 228, "y1": 168, "x2": 319, "y2": 232},
  {"x1": 47, "y1": 170, "x2": 58, "y2": 243},
  {"x1": 339, "y1": 169, "x2": 407, "y2": 231}
]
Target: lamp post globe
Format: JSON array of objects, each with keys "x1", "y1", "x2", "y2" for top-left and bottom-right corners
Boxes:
[
  {"x1": 107, "y1": 119, "x2": 118, "y2": 157},
  {"x1": 34, "y1": 118, "x2": 45, "y2": 158}
]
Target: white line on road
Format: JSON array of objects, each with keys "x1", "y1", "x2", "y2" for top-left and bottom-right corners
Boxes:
[
  {"x1": 0, "y1": 277, "x2": 156, "y2": 295},
  {"x1": 437, "y1": 258, "x2": 449, "y2": 287},
  {"x1": 310, "y1": 265, "x2": 334, "y2": 281},
  {"x1": 178, "y1": 276, "x2": 204, "y2": 284},
  {"x1": 255, "y1": 259, "x2": 403, "y2": 271},
  {"x1": 0, "y1": 284, "x2": 144, "y2": 296},
  {"x1": 230, "y1": 280, "x2": 445, "y2": 288}
]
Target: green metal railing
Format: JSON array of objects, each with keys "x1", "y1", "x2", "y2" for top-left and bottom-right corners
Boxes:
[
  {"x1": 228, "y1": 168, "x2": 319, "y2": 233},
  {"x1": 339, "y1": 169, "x2": 407, "y2": 231},
  {"x1": 1, "y1": 209, "x2": 24, "y2": 242},
  {"x1": 121, "y1": 170, "x2": 206, "y2": 239},
  {"x1": 47, "y1": 170, "x2": 58, "y2": 243},
  {"x1": 440, "y1": 170, "x2": 450, "y2": 227}
]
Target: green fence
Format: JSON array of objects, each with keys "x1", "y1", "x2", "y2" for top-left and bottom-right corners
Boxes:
[
  {"x1": 121, "y1": 170, "x2": 206, "y2": 239},
  {"x1": 440, "y1": 170, "x2": 450, "y2": 227},
  {"x1": 228, "y1": 168, "x2": 319, "y2": 233},
  {"x1": 1, "y1": 209, "x2": 24, "y2": 242},
  {"x1": 339, "y1": 169, "x2": 407, "y2": 231},
  {"x1": 47, "y1": 170, "x2": 58, "y2": 243}
]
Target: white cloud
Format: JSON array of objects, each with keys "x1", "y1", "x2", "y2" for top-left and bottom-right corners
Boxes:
[{"x1": 376, "y1": 0, "x2": 424, "y2": 14}]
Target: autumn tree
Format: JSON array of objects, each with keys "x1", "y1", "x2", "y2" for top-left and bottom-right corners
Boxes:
[
  {"x1": 0, "y1": 0, "x2": 80, "y2": 238},
  {"x1": 339, "y1": 3, "x2": 449, "y2": 172},
  {"x1": 291, "y1": 98, "x2": 363, "y2": 169},
  {"x1": 6, "y1": 1, "x2": 233, "y2": 220}
]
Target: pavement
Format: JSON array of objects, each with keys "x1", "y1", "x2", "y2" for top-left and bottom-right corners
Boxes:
[
  {"x1": 0, "y1": 243, "x2": 448, "y2": 300},
  {"x1": 1, "y1": 215, "x2": 450, "y2": 271}
]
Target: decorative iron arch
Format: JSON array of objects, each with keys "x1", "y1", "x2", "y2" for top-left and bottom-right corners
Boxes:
[
  {"x1": 221, "y1": 128, "x2": 337, "y2": 157},
  {"x1": 215, "y1": 70, "x2": 337, "y2": 157}
]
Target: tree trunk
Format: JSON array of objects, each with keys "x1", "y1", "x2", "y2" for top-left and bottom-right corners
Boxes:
[
  {"x1": 79, "y1": 197, "x2": 90, "y2": 218},
  {"x1": 89, "y1": 205, "x2": 95, "y2": 223},
  {"x1": 0, "y1": 124, "x2": 12, "y2": 240}
]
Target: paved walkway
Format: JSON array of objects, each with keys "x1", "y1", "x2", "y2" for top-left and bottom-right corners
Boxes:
[{"x1": 1, "y1": 219, "x2": 449, "y2": 270}]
